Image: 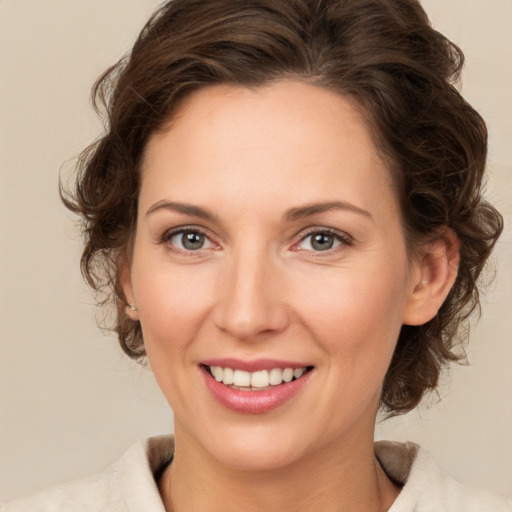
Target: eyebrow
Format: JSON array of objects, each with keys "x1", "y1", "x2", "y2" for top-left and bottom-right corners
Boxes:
[
  {"x1": 283, "y1": 201, "x2": 373, "y2": 222},
  {"x1": 146, "y1": 200, "x2": 219, "y2": 221},
  {"x1": 146, "y1": 199, "x2": 372, "y2": 223}
]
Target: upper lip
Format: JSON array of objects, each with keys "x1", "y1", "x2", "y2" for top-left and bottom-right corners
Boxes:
[{"x1": 201, "y1": 358, "x2": 312, "y2": 372}]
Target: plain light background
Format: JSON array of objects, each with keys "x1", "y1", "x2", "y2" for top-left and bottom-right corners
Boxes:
[{"x1": 0, "y1": 0, "x2": 511, "y2": 502}]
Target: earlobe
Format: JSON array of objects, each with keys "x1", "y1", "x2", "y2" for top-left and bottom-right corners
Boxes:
[
  {"x1": 126, "y1": 301, "x2": 139, "y2": 319},
  {"x1": 119, "y1": 259, "x2": 139, "y2": 322},
  {"x1": 402, "y1": 229, "x2": 460, "y2": 326}
]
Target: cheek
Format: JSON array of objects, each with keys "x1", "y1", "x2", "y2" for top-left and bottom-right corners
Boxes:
[
  {"x1": 131, "y1": 264, "x2": 216, "y2": 360},
  {"x1": 293, "y1": 264, "x2": 409, "y2": 426},
  {"x1": 132, "y1": 266, "x2": 218, "y2": 411},
  {"x1": 292, "y1": 260, "x2": 409, "y2": 367}
]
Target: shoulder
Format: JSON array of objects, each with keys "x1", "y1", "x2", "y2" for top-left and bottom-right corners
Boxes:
[
  {"x1": 1, "y1": 436, "x2": 174, "y2": 512},
  {"x1": 375, "y1": 441, "x2": 512, "y2": 512},
  {"x1": 1, "y1": 471, "x2": 120, "y2": 512}
]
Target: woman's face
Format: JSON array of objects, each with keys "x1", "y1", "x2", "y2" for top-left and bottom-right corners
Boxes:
[{"x1": 124, "y1": 81, "x2": 422, "y2": 470}]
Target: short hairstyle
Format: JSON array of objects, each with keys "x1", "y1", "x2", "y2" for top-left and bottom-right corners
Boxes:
[{"x1": 62, "y1": 0, "x2": 503, "y2": 415}]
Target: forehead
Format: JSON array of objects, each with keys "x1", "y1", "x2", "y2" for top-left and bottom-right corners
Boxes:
[
  {"x1": 150, "y1": 80, "x2": 381, "y2": 161},
  {"x1": 140, "y1": 80, "x2": 397, "y2": 220}
]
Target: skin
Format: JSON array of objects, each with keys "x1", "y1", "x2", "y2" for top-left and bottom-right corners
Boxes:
[{"x1": 121, "y1": 80, "x2": 458, "y2": 512}]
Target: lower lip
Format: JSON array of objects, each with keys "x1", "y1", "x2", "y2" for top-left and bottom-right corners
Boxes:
[{"x1": 201, "y1": 366, "x2": 313, "y2": 414}]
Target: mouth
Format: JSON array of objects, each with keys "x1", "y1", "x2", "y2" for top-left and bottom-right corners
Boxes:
[
  {"x1": 200, "y1": 358, "x2": 315, "y2": 413},
  {"x1": 201, "y1": 364, "x2": 314, "y2": 391}
]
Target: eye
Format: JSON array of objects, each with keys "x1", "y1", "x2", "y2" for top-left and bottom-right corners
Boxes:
[
  {"x1": 168, "y1": 229, "x2": 214, "y2": 251},
  {"x1": 295, "y1": 230, "x2": 351, "y2": 252}
]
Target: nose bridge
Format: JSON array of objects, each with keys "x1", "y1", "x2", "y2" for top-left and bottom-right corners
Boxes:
[{"x1": 214, "y1": 242, "x2": 288, "y2": 340}]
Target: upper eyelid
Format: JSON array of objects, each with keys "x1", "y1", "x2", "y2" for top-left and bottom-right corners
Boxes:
[
  {"x1": 161, "y1": 224, "x2": 208, "y2": 237},
  {"x1": 160, "y1": 226, "x2": 220, "y2": 255},
  {"x1": 295, "y1": 226, "x2": 353, "y2": 242},
  {"x1": 158, "y1": 225, "x2": 353, "y2": 249},
  {"x1": 160, "y1": 225, "x2": 212, "y2": 244},
  {"x1": 290, "y1": 228, "x2": 354, "y2": 253},
  {"x1": 162, "y1": 220, "x2": 232, "y2": 244}
]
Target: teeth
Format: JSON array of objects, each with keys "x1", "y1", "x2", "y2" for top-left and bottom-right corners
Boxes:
[
  {"x1": 222, "y1": 367, "x2": 234, "y2": 385},
  {"x1": 251, "y1": 370, "x2": 269, "y2": 388},
  {"x1": 293, "y1": 368, "x2": 305, "y2": 379},
  {"x1": 208, "y1": 365, "x2": 308, "y2": 389},
  {"x1": 233, "y1": 369, "x2": 251, "y2": 387},
  {"x1": 269, "y1": 368, "x2": 283, "y2": 385},
  {"x1": 282, "y1": 368, "x2": 294, "y2": 382},
  {"x1": 213, "y1": 366, "x2": 223, "y2": 382}
]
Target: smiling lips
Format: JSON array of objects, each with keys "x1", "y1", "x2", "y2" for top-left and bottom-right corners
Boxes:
[
  {"x1": 208, "y1": 365, "x2": 307, "y2": 389},
  {"x1": 201, "y1": 360, "x2": 313, "y2": 413}
]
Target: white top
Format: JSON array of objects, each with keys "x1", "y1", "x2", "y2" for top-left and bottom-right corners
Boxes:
[{"x1": 3, "y1": 435, "x2": 511, "y2": 511}]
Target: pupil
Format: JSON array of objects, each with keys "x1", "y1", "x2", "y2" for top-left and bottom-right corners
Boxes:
[
  {"x1": 182, "y1": 232, "x2": 204, "y2": 250},
  {"x1": 312, "y1": 233, "x2": 333, "y2": 251}
]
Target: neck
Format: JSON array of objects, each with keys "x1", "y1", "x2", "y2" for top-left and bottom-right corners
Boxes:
[{"x1": 158, "y1": 423, "x2": 400, "y2": 512}]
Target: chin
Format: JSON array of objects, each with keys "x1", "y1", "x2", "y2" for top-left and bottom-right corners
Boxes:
[
  {"x1": 193, "y1": 423, "x2": 314, "y2": 472},
  {"x1": 212, "y1": 441, "x2": 304, "y2": 472}
]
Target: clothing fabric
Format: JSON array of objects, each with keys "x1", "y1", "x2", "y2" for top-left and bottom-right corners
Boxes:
[{"x1": 3, "y1": 435, "x2": 511, "y2": 511}]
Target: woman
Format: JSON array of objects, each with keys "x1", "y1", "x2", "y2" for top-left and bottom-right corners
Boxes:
[{"x1": 3, "y1": 0, "x2": 510, "y2": 510}]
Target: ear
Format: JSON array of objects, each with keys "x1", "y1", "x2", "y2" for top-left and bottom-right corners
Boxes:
[
  {"x1": 402, "y1": 229, "x2": 460, "y2": 326},
  {"x1": 118, "y1": 256, "x2": 139, "y2": 322}
]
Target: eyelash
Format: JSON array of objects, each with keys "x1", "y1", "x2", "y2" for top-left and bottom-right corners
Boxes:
[
  {"x1": 159, "y1": 225, "x2": 216, "y2": 253},
  {"x1": 159, "y1": 226, "x2": 353, "y2": 255},
  {"x1": 292, "y1": 228, "x2": 353, "y2": 254}
]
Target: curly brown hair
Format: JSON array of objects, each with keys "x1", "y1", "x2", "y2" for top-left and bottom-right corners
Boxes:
[{"x1": 62, "y1": 0, "x2": 503, "y2": 415}]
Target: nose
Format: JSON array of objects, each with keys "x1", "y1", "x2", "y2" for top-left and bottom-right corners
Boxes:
[{"x1": 212, "y1": 246, "x2": 290, "y2": 341}]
